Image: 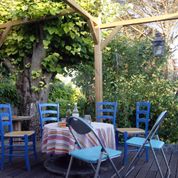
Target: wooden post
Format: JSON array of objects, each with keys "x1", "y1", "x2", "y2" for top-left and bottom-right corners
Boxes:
[{"x1": 94, "y1": 22, "x2": 103, "y2": 103}]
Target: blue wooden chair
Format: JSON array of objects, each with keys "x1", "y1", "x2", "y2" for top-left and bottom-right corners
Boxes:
[
  {"x1": 117, "y1": 101, "x2": 151, "y2": 164},
  {"x1": 65, "y1": 116, "x2": 122, "y2": 178},
  {"x1": 0, "y1": 104, "x2": 37, "y2": 171},
  {"x1": 124, "y1": 111, "x2": 170, "y2": 178},
  {"x1": 38, "y1": 103, "x2": 60, "y2": 137},
  {"x1": 96, "y1": 101, "x2": 119, "y2": 149}
]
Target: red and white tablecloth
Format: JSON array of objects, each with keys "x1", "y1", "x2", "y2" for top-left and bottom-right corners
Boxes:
[{"x1": 41, "y1": 122, "x2": 116, "y2": 155}]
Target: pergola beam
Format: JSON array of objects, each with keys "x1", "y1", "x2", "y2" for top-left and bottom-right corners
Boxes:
[
  {"x1": 99, "y1": 12, "x2": 178, "y2": 29},
  {"x1": 0, "y1": 9, "x2": 74, "y2": 29},
  {"x1": 63, "y1": 0, "x2": 99, "y2": 43},
  {"x1": 94, "y1": 26, "x2": 103, "y2": 102},
  {"x1": 87, "y1": 19, "x2": 99, "y2": 44},
  {"x1": 101, "y1": 25, "x2": 123, "y2": 50},
  {"x1": 63, "y1": 0, "x2": 98, "y2": 25},
  {"x1": 0, "y1": 26, "x2": 12, "y2": 47}
]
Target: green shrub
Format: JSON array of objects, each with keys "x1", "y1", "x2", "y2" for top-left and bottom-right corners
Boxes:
[
  {"x1": 0, "y1": 77, "x2": 19, "y2": 107},
  {"x1": 48, "y1": 80, "x2": 86, "y2": 117},
  {"x1": 109, "y1": 75, "x2": 178, "y2": 143}
]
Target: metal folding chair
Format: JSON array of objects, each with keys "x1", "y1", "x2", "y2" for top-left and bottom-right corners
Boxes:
[
  {"x1": 123, "y1": 111, "x2": 170, "y2": 178},
  {"x1": 65, "y1": 116, "x2": 122, "y2": 178}
]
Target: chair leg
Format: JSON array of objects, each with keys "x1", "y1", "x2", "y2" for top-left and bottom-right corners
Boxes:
[
  {"x1": 123, "y1": 132, "x2": 128, "y2": 165},
  {"x1": 145, "y1": 147, "x2": 149, "y2": 162},
  {"x1": 24, "y1": 135, "x2": 30, "y2": 171},
  {"x1": 1, "y1": 139, "x2": 5, "y2": 170},
  {"x1": 32, "y1": 133, "x2": 37, "y2": 160},
  {"x1": 108, "y1": 157, "x2": 122, "y2": 178},
  {"x1": 124, "y1": 144, "x2": 145, "y2": 177},
  {"x1": 115, "y1": 130, "x2": 119, "y2": 150},
  {"x1": 94, "y1": 152, "x2": 103, "y2": 178},
  {"x1": 9, "y1": 137, "x2": 13, "y2": 163},
  {"x1": 65, "y1": 156, "x2": 73, "y2": 178},
  {"x1": 150, "y1": 145, "x2": 164, "y2": 178},
  {"x1": 161, "y1": 148, "x2": 171, "y2": 177}
]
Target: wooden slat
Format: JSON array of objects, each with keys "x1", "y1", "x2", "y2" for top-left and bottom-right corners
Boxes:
[
  {"x1": 168, "y1": 150, "x2": 178, "y2": 178},
  {"x1": 101, "y1": 25, "x2": 122, "y2": 50},
  {"x1": 87, "y1": 19, "x2": 98, "y2": 44},
  {"x1": 94, "y1": 27, "x2": 103, "y2": 102},
  {"x1": 0, "y1": 26, "x2": 12, "y2": 47},
  {"x1": 117, "y1": 127, "x2": 145, "y2": 134},
  {"x1": 0, "y1": 8, "x2": 74, "y2": 29},
  {"x1": 136, "y1": 153, "x2": 154, "y2": 178},
  {"x1": 0, "y1": 144, "x2": 177, "y2": 178},
  {"x1": 5, "y1": 131, "x2": 35, "y2": 137},
  {"x1": 63, "y1": 0, "x2": 98, "y2": 24},
  {"x1": 99, "y1": 12, "x2": 178, "y2": 29}
]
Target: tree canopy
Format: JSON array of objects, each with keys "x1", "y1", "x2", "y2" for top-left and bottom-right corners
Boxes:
[{"x1": 0, "y1": 0, "x2": 122, "y2": 115}]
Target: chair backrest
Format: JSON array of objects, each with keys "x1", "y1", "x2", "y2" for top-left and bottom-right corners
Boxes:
[
  {"x1": 0, "y1": 104, "x2": 13, "y2": 134},
  {"x1": 144, "y1": 110, "x2": 167, "y2": 143},
  {"x1": 67, "y1": 116, "x2": 106, "y2": 151},
  {"x1": 96, "y1": 101, "x2": 117, "y2": 128},
  {"x1": 136, "y1": 101, "x2": 151, "y2": 135},
  {"x1": 38, "y1": 103, "x2": 60, "y2": 136}
]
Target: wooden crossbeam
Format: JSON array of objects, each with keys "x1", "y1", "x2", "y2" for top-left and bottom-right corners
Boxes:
[
  {"x1": 101, "y1": 25, "x2": 123, "y2": 50},
  {"x1": 87, "y1": 19, "x2": 99, "y2": 44},
  {"x1": 0, "y1": 26, "x2": 12, "y2": 47},
  {"x1": 99, "y1": 12, "x2": 178, "y2": 29},
  {"x1": 0, "y1": 9, "x2": 74, "y2": 29},
  {"x1": 63, "y1": 0, "x2": 98, "y2": 25}
]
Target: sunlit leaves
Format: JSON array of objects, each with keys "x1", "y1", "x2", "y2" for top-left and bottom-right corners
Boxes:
[
  {"x1": 32, "y1": 70, "x2": 42, "y2": 79},
  {"x1": 42, "y1": 53, "x2": 62, "y2": 73},
  {"x1": 0, "y1": 0, "x2": 66, "y2": 21}
]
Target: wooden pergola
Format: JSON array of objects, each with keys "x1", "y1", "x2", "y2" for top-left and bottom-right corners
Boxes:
[{"x1": 1, "y1": 0, "x2": 178, "y2": 103}]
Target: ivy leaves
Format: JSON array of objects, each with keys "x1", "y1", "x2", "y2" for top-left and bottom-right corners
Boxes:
[
  {"x1": 0, "y1": 0, "x2": 66, "y2": 21},
  {"x1": 42, "y1": 53, "x2": 62, "y2": 73}
]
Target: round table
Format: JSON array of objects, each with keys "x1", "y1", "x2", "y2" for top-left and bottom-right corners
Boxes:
[
  {"x1": 41, "y1": 122, "x2": 116, "y2": 176},
  {"x1": 42, "y1": 122, "x2": 116, "y2": 155}
]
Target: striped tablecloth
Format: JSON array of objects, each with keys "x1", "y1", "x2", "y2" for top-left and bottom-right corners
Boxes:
[{"x1": 41, "y1": 122, "x2": 116, "y2": 155}]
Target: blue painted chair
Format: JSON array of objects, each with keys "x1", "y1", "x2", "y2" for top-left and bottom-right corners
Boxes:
[
  {"x1": 124, "y1": 111, "x2": 170, "y2": 178},
  {"x1": 38, "y1": 103, "x2": 60, "y2": 137},
  {"x1": 0, "y1": 104, "x2": 37, "y2": 171},
  {"x1": 96, "y1": 101, "x2": 119, "y2": 149},
  {"x1": 117, "y1": 101, "x2": 151, "y2": 164},
  {"x1": 65, "y1": 116, "x2": 122, "y2": 178}
]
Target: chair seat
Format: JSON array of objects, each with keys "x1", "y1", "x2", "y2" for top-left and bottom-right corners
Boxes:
[
  {"x1": 117, "y1": 127, "x2": 145, "y2": 134},
  {"x1": 69, "y1": 146, "x2": 122, "y2": 163},
  {"x1": 126, "y1": 137, "x2": 165, "y2": 149},
  {"x1": 4, "y1": 131, "x2": 35, "y2": 137}
]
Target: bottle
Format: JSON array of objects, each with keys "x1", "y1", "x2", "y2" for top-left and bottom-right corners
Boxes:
[
  {"x1": 72, "y1": 103, "x2": 79, "y2": 117},
  {"x1": 66, "y1": 104, "x2": 71, "y2": 118}
]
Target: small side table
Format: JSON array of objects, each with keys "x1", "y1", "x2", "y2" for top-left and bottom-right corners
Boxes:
[{"x1": 3, "y1": 115, "x2": 32, "y2": 131}]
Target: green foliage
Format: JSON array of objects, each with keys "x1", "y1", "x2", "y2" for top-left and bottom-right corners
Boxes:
[
  {"x1": 74, "y1": 35, "x2": 178, "y2": 143},
  {"x1": 71, "y1": 62, "x2": 95, "y2": 118},
  {"x1": 109, "y1": 75, "x2": 178, "y2": 143},
  {"x1": 0, "y1": 0, "x2": 123, "y2": 96},
  {"x1": 48, "y1": 80, "x2": 85, "y2": 117},
  {"x1": 0, "y1": 0, "x2": 66, "y2": 22},
  {"x1": 0, "y1": 76, "x2": 19, "y2": 107},
  {"x1": 42, "y1": 53, "x2": 62, "y2": 73},
  {"x1": 0, "y1": 0, "x2": 177, "y2": 143},
  {"x1": 102, "y1": 37, "x2": 178, "y2": 143}
]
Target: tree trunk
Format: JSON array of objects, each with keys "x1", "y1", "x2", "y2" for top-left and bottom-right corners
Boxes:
[{"x1": 16, "y1": 24, "x2": 54, "y2": 139}]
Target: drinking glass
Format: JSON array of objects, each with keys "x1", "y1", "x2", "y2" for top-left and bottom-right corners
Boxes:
[{"x1": 84, "y1": 115, "x2": 92, "y2": 124}]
